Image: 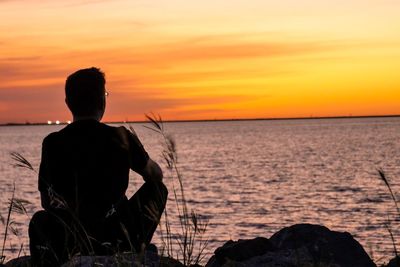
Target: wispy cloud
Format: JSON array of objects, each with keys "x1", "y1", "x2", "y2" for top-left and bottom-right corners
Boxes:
[
  {"x1": 58, "y1": 36, "x2": 332, "y2": 67},
  {"x1": 0, "y1": 0, "x2": 114, "y2": 5},
  {"x1": 105, "y1": 92, "x2": 265, "y2": 121},
  {"x1": 0, "y1": 34, "x2": 339, "y2": 122},
  {"x1": 0, "y1": 56, "x2": 41, "y2": 61}
]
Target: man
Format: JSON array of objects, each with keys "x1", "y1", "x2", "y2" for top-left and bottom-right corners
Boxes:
[{"x1": 29, "y1": 67, "x2": 168, "y2": 266}]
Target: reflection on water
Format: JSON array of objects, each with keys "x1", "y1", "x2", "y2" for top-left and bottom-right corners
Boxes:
[{"x1": 1, "y1": 117, "x2": 400, "y2": 264}]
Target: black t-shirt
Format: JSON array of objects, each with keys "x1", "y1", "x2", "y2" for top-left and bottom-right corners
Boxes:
[{"x1": 38, "y1": 120, "x2": 149, "y2": 222}]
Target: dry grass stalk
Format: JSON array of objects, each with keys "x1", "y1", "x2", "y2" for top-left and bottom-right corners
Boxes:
[
  {"x1": 143, "y1": 113, "x2": 209, "y2": 266},
  {"x1": 1, "y1": 153, "x2": 33, "y2": 264},
  {"x1": 10, "y1": 152, "x2": 36, "y2": 173},
  {"x1": 377, "y1": 169, "x2": 400, "y2": 259}
]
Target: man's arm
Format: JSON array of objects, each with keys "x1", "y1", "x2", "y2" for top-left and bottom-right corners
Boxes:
[
  {"x1": 139, "y1": 158, "x2": 163, "y2": 183},
  {"x1": 38, "y1": 137, "x2": 52, "y2": 210},
  {"x1": 122, "y1": 127, "x2": 164, "y2": 182}
]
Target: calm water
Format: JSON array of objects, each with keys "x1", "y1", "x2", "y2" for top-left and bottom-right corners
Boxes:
[{"x1": 1, "y1": 117, "x2": 400, "y2": 264}]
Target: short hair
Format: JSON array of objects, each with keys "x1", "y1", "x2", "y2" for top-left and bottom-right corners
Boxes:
[{"x1": 65, "y1": 67, "x2": 106, "y2": 116}]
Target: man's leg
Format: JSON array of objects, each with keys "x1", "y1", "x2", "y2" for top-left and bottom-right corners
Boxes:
[
  {"x1": 127, "y1": 181, "x2": 168, "y2": 251},
  {"x1": 29, "y1": 210, "x2": 72, "y2": 266}
]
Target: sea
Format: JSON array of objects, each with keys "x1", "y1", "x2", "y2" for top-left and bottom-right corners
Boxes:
[{"x1": 1, "y1": 117, "x2": 400, "y2": 264}]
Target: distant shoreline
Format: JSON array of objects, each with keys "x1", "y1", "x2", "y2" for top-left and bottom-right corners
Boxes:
[{"x1": 1, "y1": 114, "x2": 400, "y2": 127}]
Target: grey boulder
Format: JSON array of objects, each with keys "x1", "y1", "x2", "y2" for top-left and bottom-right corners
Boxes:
[{"x1": 207, "y1": 223, "x2": 376, "y2": 267}]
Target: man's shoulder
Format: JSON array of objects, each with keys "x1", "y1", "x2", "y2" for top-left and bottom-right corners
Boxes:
[
  {"x1": 104, "y1": 125, "x2": 145, "y2": 151},
  {"x1": 42, "y1": 130, "x2": 62, "y2": 145},
  {"x1": 42, "y1": 124, "x2": 75, "y2": 145},
  {"x1": 83, "y1": 121, "x2": 129, "y2": 135},
  {"x1": 99, "y1": 123, "x2": 134, "y2": 136},
  {"x1": 100, "y1": 123, "x2": 125, "y2": 131},
  {"x1": 107, "y1": 125, "x2": 133, "y2": 146}
]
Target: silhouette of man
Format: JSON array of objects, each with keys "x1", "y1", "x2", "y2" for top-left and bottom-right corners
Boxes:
[{"x1": 29, "y1": 67, "x2": 167, "y2": 266}]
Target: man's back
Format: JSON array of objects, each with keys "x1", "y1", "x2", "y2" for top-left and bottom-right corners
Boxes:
[{"x1": 39, "y1": 120, "x2": 148, "y2": 227}]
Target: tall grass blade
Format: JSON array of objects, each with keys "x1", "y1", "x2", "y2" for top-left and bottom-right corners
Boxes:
[
  {"x1": 119, "y1": 223, "x2": 134, "y2": 254},
  {"x1": 17, "y1": 244, "x2": 23, "y2": 259},
  {"x1": 386, "y1": 222, "x2": 398, "y2": 257},
  {"x1": 145, "y1": 113, "x2": 162, "y2": 131},
  {"x1": 1, "y1": 185, "x2": 15, "y2": 263},
  {"x1": 10, "y1": 198, "x2": 31, "y2": 215},
  {"x1": 10, "y1": 152, "x2": 36, "y2": 172},
  {"x1": 378, "y1": 169, "x2": 400, "y2": 215},
  {"x1": 143, "y1": 125, "x2": 162, "y2": 134}
]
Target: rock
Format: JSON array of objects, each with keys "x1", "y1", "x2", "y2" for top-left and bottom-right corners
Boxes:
[
  {"x1": 270, "y1": 224, "x2": 376, "y2": 267},
  {"x1": 159, "y1": 256, "x2": 185, "y2": 267},
  {"x1": 207, "y1": 224, "x2": 377, "y2": 267},
  {"x1": 235, "y1": 246, "x2": 313, "y2": 267},
  {"x1": 4, "y1": 249, "x2": 186, "y2": 267},
  {"x1": 208, "y1": 237, "x2": 275, "y2": 266},
  {"x1": 61, "y1": 250, "x2": 161, "y2": 267},
  {"x1": 206, "y1": 239, "x2": 313, "y2": 267},
  {"x1": 5, "y1": 256, "x2": 32, "y2": 267},
  {"x1": 62, "y1": 255, "x2": 119, "y2": 267},
  {"x1": 5, "y1": 252, "x2": 185, "y2": 267}
]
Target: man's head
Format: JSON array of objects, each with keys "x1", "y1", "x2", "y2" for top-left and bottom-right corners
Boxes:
[{"x1": 65, "y1": 67, "x2": 106, "y2": 120}]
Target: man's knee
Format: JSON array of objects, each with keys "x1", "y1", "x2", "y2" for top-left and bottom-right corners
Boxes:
[
  {"x1": 30, "y1": 210, "x2": 64, "y2": 231},
  {"x1": 156, "y1": 181, "x2": 168, "y2": 198},
  {"x1": 30, "y1": 209, "x2": 50, "y2": 222},
  {"x1": 29, "y1": 210, "x2": 63, "y2": 246},
  {"x1": 30, "y1": 210, "x2": 48, "y2": 224},
  {"x1": 29, "y1": 210, "x2": 72, "y2": 266},
  {"x1": 29, "y1": 210, "x2": 50, "y2": 236},
  {"x1": 29, "y1": 210, "x2": 55, "y2": 266},
  {"x1": 129, "y1": 182, "x2": 168, "y2": 213},
  {"x1": 148, "y1": 181, "x2": 168, "y2": 204}
]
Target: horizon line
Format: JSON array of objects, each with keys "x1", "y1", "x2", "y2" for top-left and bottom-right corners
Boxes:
[{"x1": 1, "y1": 114, "x2": 400, "y2": 127}]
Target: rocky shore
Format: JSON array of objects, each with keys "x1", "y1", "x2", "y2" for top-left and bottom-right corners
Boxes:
[{"x1": 2, "y1": 224, "x2": 398, "y2": 267}]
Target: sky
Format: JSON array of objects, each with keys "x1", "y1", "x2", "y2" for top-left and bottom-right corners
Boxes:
[{"x1": 0, "y1": 0, "x2": 399, "y2": 123}]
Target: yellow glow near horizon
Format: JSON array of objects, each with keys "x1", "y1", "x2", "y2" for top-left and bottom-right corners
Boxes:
[{"x1": 0, "y1": 0, "x2": 399, "y2": 123}]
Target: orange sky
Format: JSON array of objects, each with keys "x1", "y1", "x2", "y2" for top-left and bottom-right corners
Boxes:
[{"x1": 0, "y1": 0, "x2": 399, "y2": 123}]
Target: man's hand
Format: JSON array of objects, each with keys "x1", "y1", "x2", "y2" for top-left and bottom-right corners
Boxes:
[{"x1": 141, "y1": 158, "x2": 163, "y2": 182}]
